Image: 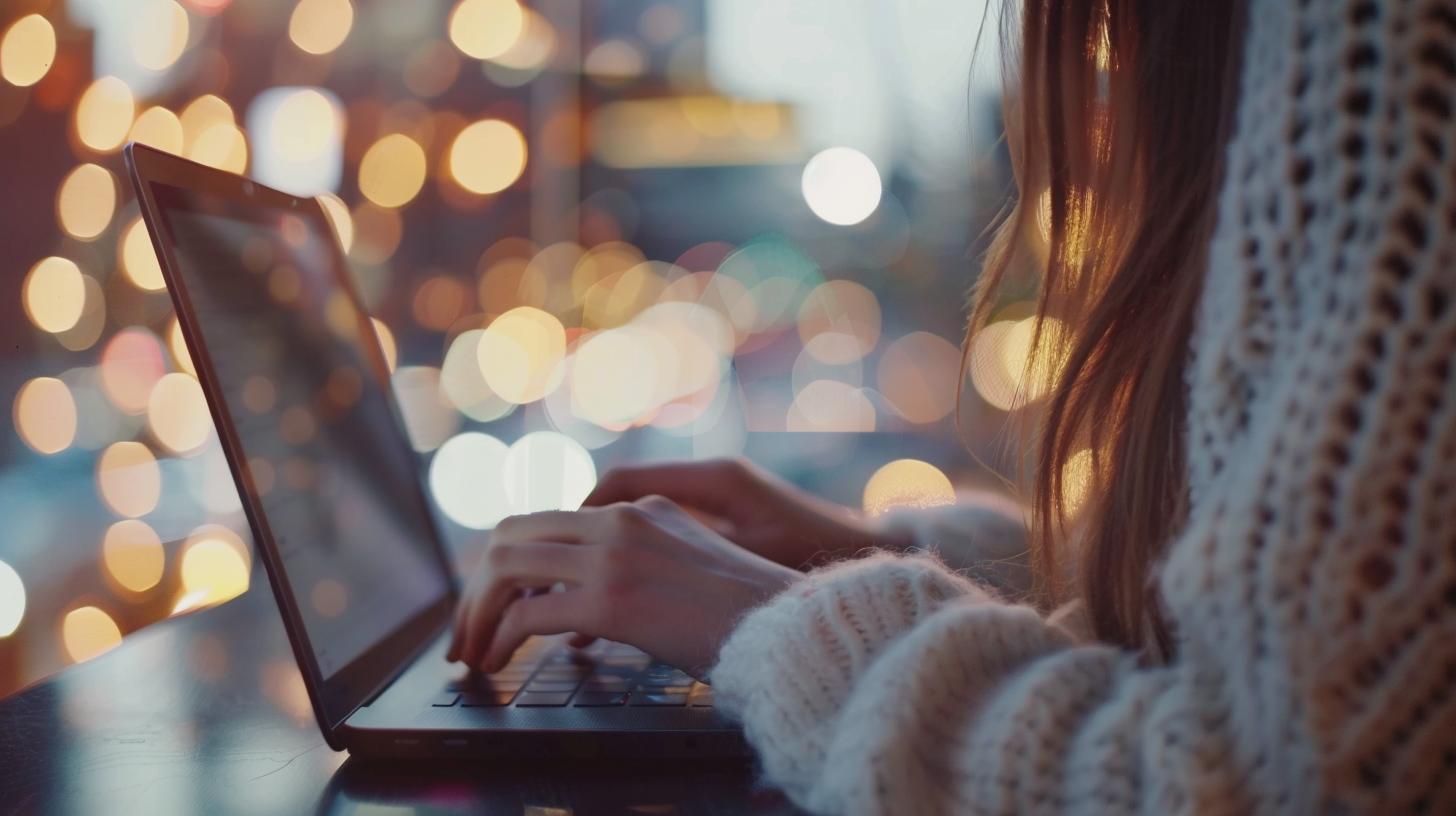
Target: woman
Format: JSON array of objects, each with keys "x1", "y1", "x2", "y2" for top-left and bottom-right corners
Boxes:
[{"x1": 450, "y1": 0, "x2": 1456, "y2": 811}]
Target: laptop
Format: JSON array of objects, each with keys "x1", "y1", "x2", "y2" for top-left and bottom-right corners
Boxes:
[{"x1": 125, "y1": 143, "x2": 746, "y2": 758}]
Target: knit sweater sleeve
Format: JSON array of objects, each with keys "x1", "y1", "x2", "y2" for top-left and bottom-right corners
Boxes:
[{"x1": 712, "y1": 0, "x2": 1456, "y2": 812}]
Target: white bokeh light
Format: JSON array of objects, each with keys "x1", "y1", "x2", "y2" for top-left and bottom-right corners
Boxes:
[
  {"x1": 502, "y1": 431, "x2": 597, "y2": 515},
  {"x1": 801, "y1": 146, "x2": 882, "y2": 226},
  {"x1": 246, "y1": 86, "x2": 345, "y2": 196},
  {"x1": 0, "y1": 560, "x2": 26, "y2": 638},
  {"x1": 429, "y1": 432, "x2": 511, "y2": 529}
]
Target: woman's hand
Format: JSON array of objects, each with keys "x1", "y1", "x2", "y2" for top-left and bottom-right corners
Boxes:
[
  {"x1": 583, "y1": 458, "x2": 909, "y2": 571},
  {"x1": 445, "y1": 495, "x2": 801, "y2": 677}
]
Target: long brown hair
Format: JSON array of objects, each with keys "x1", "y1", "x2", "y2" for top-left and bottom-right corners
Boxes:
[{"x1": 972, "y1": 1, "x2": 1245, "y2": 654}]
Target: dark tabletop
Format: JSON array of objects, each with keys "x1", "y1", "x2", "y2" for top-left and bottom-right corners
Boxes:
[{"x1": 0, "y1": 580, "x2": 800, "y2": 815}]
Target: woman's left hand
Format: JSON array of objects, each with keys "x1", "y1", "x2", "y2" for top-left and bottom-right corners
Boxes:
[{"x1": 446, "y1": 495, "x2": 802, "y2": 677}]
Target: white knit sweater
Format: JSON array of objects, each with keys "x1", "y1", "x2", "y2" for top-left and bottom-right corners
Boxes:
[{"x1": 710, "y1": 1, "x2": 1456, "y2": 812}]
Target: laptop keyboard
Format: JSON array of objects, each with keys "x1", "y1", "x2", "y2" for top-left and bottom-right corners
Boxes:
[{"x1": 431, "y1": 639, "x2": 715, "y2": 710}]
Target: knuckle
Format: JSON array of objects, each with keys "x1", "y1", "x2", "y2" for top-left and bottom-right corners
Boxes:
[
  {"x1": 713, "y1": 456, "x2": 750, "y2": 482},
  {"x1": 484, "y1": 540, "x2": 515, "y2": 570},
  {"x1": 636, "y1": 494, "x2": 674, "y2": 513},
  {"x1": 492, "y1": 515, "x2": 521, "y2": 539},
  {"x1": 610, "y1": 502, "x2": 653, "y2": 533}
]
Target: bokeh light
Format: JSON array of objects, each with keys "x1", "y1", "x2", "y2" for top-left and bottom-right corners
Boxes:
[
  {"x1": 289, "y1": 0, "x2": 354, "y2": 56},
  {"x1": 188, "y1": 119, "x2": 249, "y2": 173},
  {"x1": 0, "y1": 560, "x2": 24, "y2": 638},
  {"x1": 862, "y1": 458, "x2": 956, "y2": 516},
  {"x1": 448, "y1": 0, "x2": 525, "y2": 60},
  {"x1": 801, "y1": 147, "x2": 882, "y2": 226},
  {"x1": 56, "y1": 163, "x2": 117, "y2": 241},
  {"x1": 128, "y1": 105, "x2": 185, "y2": 153},
  {"x1": 969, "y1": 315, "x2": 1068, "y2": 412},
  {"x1": 1, "y1": 14, "x2": 57, "y2": 88},
  {"x1": 74, "y1": 76, "x2": 136, "y2": 153},
  {"x1": 477, "y1": 306, "x2": 566, "y2": 405},
  {"x1": 13, "y1": 377, "x2": 78, "y2": 455},
  {"x1": 61, "y1": 606, "x2": 122, "y2": 663},
  {"x1": 428, "y1": 431, "x2": 511, "y2": 529},
  {"x1": 131, "y1": 0, "x2": 191, "y2": 72},
  {"x1": 250, "y1": 86, "x2": 344, "y2": 194},
  {"x1": 440, "y1": 329, "x2": 514, "y2": 422},
  {"x1": 22, "y1": 256, "x2": 86, "y2": 333},
  {"x1": 97, "y1": 441, "x2": 162, "y2": 518},
  {"x1": 449, "y1": 118, "x2": 528, "y2": 195},
  {"x1": 878, "y1": 331, "x2": 962, "y2": 424},
  {"x1": 120, "y1": 217, "x2": 166, "y2": 291},
  {"x1": 359, "y1": 133, "x2": 426, "y2": 208},
  {"x1": 102, "y1": 519, "x2": 165, "y2": 594},
  {"x1": 147, "y1": 372, "x2": 212, "y2": 454},
  {"x1": 787, "y1": 379, "x2": 876, "y2": 432},
  {"x1": 502, "y1": 431, "x2": 597, "y2": 514},
  {"x1": 179, "y1": 524, "x2": 250, "y2": 607},
  {"x1": 99, "y1": 328, "x2": 168, "y2": 414},
  {"x1": 798, "y1": 279, "x2": 881, "y2": 363},
  {"x1": 570, "y1": 327, "x2": 658, "y2": 427}
]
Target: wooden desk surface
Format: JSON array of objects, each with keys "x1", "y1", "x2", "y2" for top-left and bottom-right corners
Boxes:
[{"x1": 0, "y1": 583, "x2": 800, "y2": 815}]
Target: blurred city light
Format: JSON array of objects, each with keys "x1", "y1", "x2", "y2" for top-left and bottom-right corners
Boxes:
[
  {"x1": 56, "y1": 163, "x2": 117, "y2": 240},
  {"x1": 22, "y1": 257, "x2": 86, "y2": 334},
  {"x1": 359, "y1": 133, "x2": 427, "y2": 208},
  {"x1": 801, "y1": 147, "x2": 881, "y2": 226},
  {"x1": 13, "y1": 377, "x2": 78, "y2": 455},
  {"x1": 101, "y1": 519, "x2": 165, "y2": 594},
  {"x1": 448, "y1": 0, "x2": 525, "y2": 60},
  {"x1": 862, "y1": 458, "x2": 956, "y2": 516},
  {"x1": 289, "y1": 0, "x2": 354, "y2": 56},
  {"x1": 449, "y1": 118, "x2": 528, "y2": 195},
  {"x1": 248, "y1": 87, "x2": 345, "y2": 195},
  {"x1": 61, "y1": 606, "x2": 122, "y2": 663},
  {"x1": 0, "y1": 14, "x2": 56, "y2": 88},
  {"x1": 429, "y1": 431, "x2": 511, "y2": 529},
  {"x1": 74, "y1": 76, "x2": 136, "y2": 152},
  {"x1": 0, "y1": 560, "x2": 24, "y2": 638},
  {"x1": 97, "y1": 440, "x2": 162, "y2": 517}
]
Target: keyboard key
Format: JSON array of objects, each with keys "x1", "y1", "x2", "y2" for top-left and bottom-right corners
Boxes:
[
  {"x1": 637, "y1": 684, "x2": 693, "y2": 695},
  {"x1": 582, "y1": 678, "x2": 630, "y2": 693},
  {"x1": 532, "y1": 669, "x2": 589, "y2": 684},
  {"x1": 573, "y1": 692, "x2": 628, "y2": 707},
  {"x1": 601, "y1": 656, "x2": 651, "y2": 670},
  {"x1": 523, "y1": 680, "x2": 581, "y2": 693},
  {"x1": 514, "y1": 691, "x2": 573, "y2": 707},
  {"x1": 629, "y1": 692, "x2": 688, "y2": 706},
  {"x1": 461, "y1": 690, "x2": 516, "y2": 707},
  {"x1": 431, "y1": 692, "x2": 461, "y2": 707}
]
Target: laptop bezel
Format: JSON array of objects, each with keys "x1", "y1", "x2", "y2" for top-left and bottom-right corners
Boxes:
[{"x1": 125, "y1": 142, "x2": 460, "y2": 749}]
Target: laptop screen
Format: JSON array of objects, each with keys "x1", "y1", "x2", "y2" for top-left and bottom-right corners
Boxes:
[{"x1": 149, "y1": 181, "x2": 450, "y2": 678}]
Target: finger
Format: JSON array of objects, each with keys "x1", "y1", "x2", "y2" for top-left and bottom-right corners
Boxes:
[
  {"x1": 458, "y1": 541, "x2": 587, "y2": 666},
  {"x1": 481, "y1": 590, "x2": 593, "y2": 672},
  {"x1": 490, "y1": 509, "x2": 597, "y2": 546},
  {"x1": 567, "y1": 633, "x2": 596, "y2": 649},
  {"x1": 583, "y1": 460, "x2": 746, "y2": 516}
]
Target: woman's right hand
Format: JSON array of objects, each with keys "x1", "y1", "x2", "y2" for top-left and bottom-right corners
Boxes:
[{"x1": 582, "y1": 458, "x2": 909, "y2": 570}]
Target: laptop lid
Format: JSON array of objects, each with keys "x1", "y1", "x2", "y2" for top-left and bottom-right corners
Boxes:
[{"x1": 125, "y1": 143, "x2": 458, "y2": 749}]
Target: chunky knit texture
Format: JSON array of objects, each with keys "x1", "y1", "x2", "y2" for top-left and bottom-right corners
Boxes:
[{"x1": 711, "y1": 1, "x2": 1456, "y2": 812}]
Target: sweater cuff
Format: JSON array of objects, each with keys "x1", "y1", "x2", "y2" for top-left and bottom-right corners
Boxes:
[
  {"x1": 879, "y1": 497, "x2": 1031, "y2": 599},
  {"x1": 709, "y1": 553, "x2": 992, "y2": 791}
]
